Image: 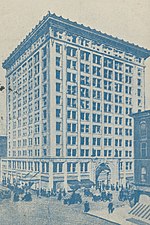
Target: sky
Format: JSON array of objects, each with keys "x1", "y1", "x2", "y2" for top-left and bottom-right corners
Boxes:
[{"x1": 0, "y1": 0, "x2": 150, "y2": 134}]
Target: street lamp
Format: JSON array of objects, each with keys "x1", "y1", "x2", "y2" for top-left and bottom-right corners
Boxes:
[{"x1": 118, "y1": 158, "x2": 121, "y2": 187}]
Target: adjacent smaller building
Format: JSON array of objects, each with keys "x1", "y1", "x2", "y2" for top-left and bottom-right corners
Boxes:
[
  {"x1": 0, "y1": 136, "x2": 7, "y2": 157},
  {"x1": 132, "y1": 110, "x2": 150, "y2": 196}
]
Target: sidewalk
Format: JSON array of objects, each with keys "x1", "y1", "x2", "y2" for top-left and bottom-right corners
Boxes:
[{"x1": 86, "y1": 205, "x2": 132, "y2": 225}]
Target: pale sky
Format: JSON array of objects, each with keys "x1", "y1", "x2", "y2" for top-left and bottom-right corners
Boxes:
[{"x1": 0, "y1": 0, "x2": 150, "y2": 134}]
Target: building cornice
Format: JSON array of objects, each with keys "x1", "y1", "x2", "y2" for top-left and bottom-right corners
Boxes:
[
  {"x1": 2, "y1": 11, "x2": 150, "y2": 69},
  {"x1": 131, "y1": 110, "x2": 150, "y2": 118}
]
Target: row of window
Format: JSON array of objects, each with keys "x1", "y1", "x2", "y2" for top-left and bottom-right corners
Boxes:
[
  {"x1": 55, "y1": 135, "x2": 133, "y2": 147},
  {"x1": 8, "y1": 160, "x2": 89, "y2": 173}
]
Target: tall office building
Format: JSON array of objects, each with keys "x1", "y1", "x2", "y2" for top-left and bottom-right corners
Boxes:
[{"x1": 1, "y1": 12, "x2": 150, "y2": 190}]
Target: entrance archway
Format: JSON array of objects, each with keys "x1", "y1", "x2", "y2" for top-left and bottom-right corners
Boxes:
[{"x1": 96, "y1": 163, "x2": 111, "y2": 189}]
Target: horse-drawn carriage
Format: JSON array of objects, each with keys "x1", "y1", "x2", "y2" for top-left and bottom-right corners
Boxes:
[{"x1": 64, "y1": 191, "x2": 82, "y2": 205}]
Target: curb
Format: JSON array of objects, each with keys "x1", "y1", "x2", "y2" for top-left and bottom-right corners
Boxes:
[{"x1": 85, "y1": 212, "x2": 120, "y2": 225}]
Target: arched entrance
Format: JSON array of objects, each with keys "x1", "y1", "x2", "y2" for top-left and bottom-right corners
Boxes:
[{"x1": 96, "y1": 163, "x2": 111, "y2": 189}]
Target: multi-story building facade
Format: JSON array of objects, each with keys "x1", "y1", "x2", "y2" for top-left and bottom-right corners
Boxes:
[
  {"x1": 1, "y1": 12, "x2": 150, "y2": 190},
  {"x1": 132, "y1": 110, "x2": 150, "y2": 195}
]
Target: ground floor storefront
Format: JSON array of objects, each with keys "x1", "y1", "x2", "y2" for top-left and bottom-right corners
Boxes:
[{"x1": 0, "y1": 157, "x2": 133, "y2": 192}]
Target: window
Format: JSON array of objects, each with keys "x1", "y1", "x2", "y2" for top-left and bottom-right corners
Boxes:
[
  {"x1": 140, "y1": 122, "x2": 147, "y2": 138},
  {"x1": 43, "y1": 98, "x2": 47, "y2": 109},
  {"x1": 53, "y1": 163, "x2": 57, "y2": 172},
  {"x1": 67, "y1": 136, "x2": 76, "y2": 145},
  {"x1": 138, "y1": 99, "x2": 141, "y2": 107},
  {"x1": 141, "y1": 167, "x2": 147, "y2": 183},
  {"x1": 56, "y1": 148, "x2": 61, "y2": 157},
  {"x1": 93, "y1": 78, "x2": 101, "y2": 88},
  {"x1": 34, "y1": 52, "x2": 39, "y2": 64},
  {"x1": 56, "y1": 57, "x2": 61, "y2": 67},
  {"x1": 56, "y1": 135, "x2": 61, "y2": 144},
  {"x1": 80, "y1": 63, "x2": 90, "y2": 73},
  {"x1": 115, "y1": 83, "x2": 123, "y2": 93},
  {"x1": 137, "y1": 79, "x2": 141, "y2": 86},
  {"x1": 104, "y1": 127, "x2": 112, "y2": 135},
  {"x1": 67, "y1": 149, "x2": 76, "y2": 157},
  {"x1": 67, "y1": 162, "x2": 76, "y2": 173},
  {"x1": 67, "y1": 85, "x2": 77, "y2": 95},
  {"x1": 104, "y1": 115, "x2": 112, "y2": 123},
  {"x1": 56, "y1": 122, "x2": 61, "y2": 131},
  {"x1": 67, "y1": 72, "x2": 76, "y2": 83},
  {"x1": 141, "y1": 143, "x2": 147, "y2": 158},
  {"x1": 80, "y1": 149, "x2": 89, "y2": 157},
  {"x1": 56, "y1": 70, "x2": 61, "y2": 79},
  {"x1": 81, "y1": 112, "x2": 90, "y2": 121},
  {"x1": 67, "y1": 98, "x2": 77, "y2": 108},
  {"x1": 43, "y1": 84, "x2": 47, "y2": 95},
  {"x1": 93, "y1": 66, "x2": 101, "y2": 76},
  {"x1": 34, "y1": 64, "x2": 40, "y2": 74},
  {"x1": 104, "y1": 104, "x2": 112, "y2": 113},
  {"x1": 80, "y1": 75, "x2": 90, "y2": 86},
  {"x1": 42, "y1": 46, "x2": 47, "y2": 57},
  {"x1": 43, "y1": 110, "x2": 47, "y2": 119},
  {"x1": 125, "y1": 75, "x2": 132, "y2": 84},
  {"x1": 104, "y1": 138, "x2": 112, "y2": 146},
  {"x1": 115, "y1": 61, "x2": 123, "y2": 71},
  {"x1": 104, "y1": 69, "x2": 112, "y2": 79},
  {"x1": 125, "y1": 65, "x2": 133, "y2": 74},
  {"x1": 56, "y1": 43, "x2": 61, "y2": 53},
  {"x1": 93, "y1": 54, "x2": 101, "y2": 64},
  {"x1": 56, "y1": 109, "x2": 61, "y2": 118},
  {"x1": 104, "y1": 58, "x2": 113, "y2": 68},
  {"x1": 67, "y1": 46, "x2": 77, "y2": 57},
  {"x1": 53, "y1": 162, "x2": 63, "y2": 173},
  {"x1": 80, "y1": 50, "x2": 90, "y2": 61},
  {"x1": 67, "y1": 60, "x2": 77, "y2": 70},
  {"x1": 80, "y1": 137, "x2": 89, "y2": 146},
  {"x1": 125, "y1": 86, "x2": 132, "y2": 95},
  {"x1": 138, "y1": 89, "x2": 141, "y2": 97},
  {"x1": 56, "y1": 83, "x2": 61, "y2": 92},
  {"x1": 56, "y1": 96, "x2": 61, "y2": 105},
  {"x1": 42, "y1": 58, "x2": 47, "y2": 69},
  {"x1": 93, "y1": 138, "x2": 101, "y2": 146},
  {"x1": 115, "y1": 72, "x2": 123, "y2": 82},
  {"x1": 80, "y1": 162, "x2": 88, "y2": 172},
  {"x1": 104, "y1": 92, "x2": 112, "y2": 102}
]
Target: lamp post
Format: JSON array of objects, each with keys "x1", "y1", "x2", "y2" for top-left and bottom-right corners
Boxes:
[{"x1": 118, "y1": 158, "x2": 121, "y2": 187}]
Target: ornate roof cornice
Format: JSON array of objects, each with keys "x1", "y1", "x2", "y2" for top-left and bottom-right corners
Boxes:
[{"x1": 2, "y1": 11, "x2": 150, "y2": 69}]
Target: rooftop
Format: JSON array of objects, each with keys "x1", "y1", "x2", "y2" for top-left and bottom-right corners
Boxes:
[
  {"x1": 132, "y1": 110, "x2": 150, "y2": 117},
  {"x1": 3, "y1": 12, "x2": 150, "y2": 69}
]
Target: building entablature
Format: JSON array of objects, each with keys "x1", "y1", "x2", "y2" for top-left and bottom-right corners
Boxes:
[{"x1": 3, "y1": 12, "x2": 150, "y2": 72}]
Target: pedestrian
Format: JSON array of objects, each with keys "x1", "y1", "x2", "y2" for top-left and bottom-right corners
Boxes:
[
  {"x1": 47, "y1": 189, "x2": 50, "y2": 197},
  {"x1": 57, "y1": 189, "x2": 62, "y2": 201},
  {"x1": 36, "y1": 188, "x2": 40, "y2": 197},
  {"x1": 84, "y1": 201, "x2": 90, "y2": 213},
  {"x1": 108, "y1": 201, "x2": 114, "y2": 214},
  {"x1": 63, "y1": 188, "x2": 66, "y2": 197}
]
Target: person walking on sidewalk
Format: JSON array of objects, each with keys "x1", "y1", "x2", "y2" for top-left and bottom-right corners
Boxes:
[
  {"x1": 108, "y1": 201, "x2": 114, "y2": 214},
  {"x1": 84, "y1": 201, "x2": 90, "y2": 213}
]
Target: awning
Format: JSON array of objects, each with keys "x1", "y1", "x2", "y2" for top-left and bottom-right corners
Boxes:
[
  {"x1": 20, "y1": 172, "x2": 40, "y2": 182},
  {"x1": 67, "y1": 180, "x2": 81, "y2": 189},
  {"x1": 80, "y1": 179, "x2": 94, "y2": 188},
  {"x1": 126, "y1": 176, "x2": 134, "y2": 181}
]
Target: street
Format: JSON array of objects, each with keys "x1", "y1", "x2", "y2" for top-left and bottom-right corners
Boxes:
[{"x1": 0, "y1": 195, "x2": 114, "y2": 225}]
